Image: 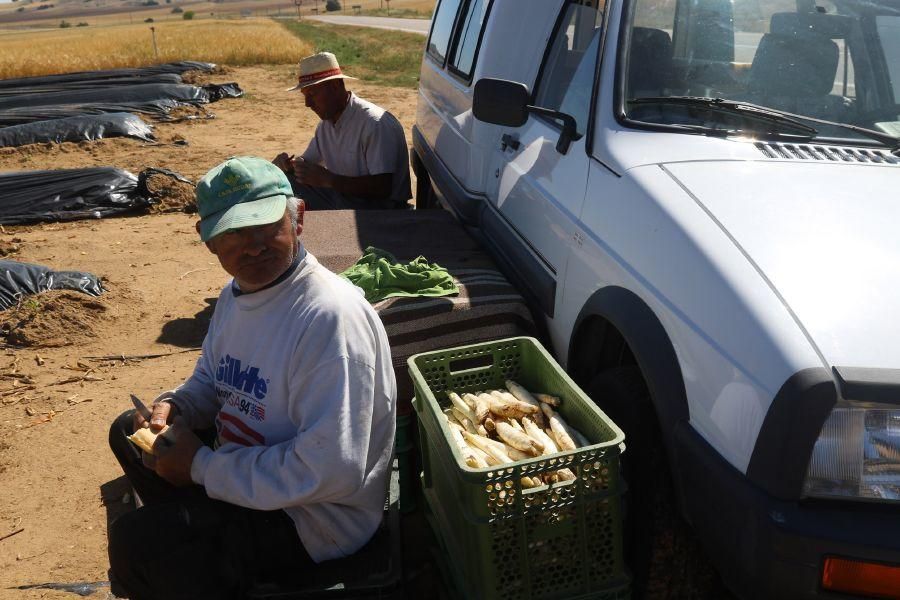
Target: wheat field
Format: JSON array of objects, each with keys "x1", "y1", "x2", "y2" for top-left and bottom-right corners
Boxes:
[{"x1": 0, "y1": 18, "x2": 314, "y2": 79}]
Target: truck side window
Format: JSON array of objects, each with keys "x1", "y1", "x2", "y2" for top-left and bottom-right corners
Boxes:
[
  {"x1": 449, "y1": 0, "x2": 491, "y2": 79},
  {"x1": 876, "y1": 16, "x2": 900, "y2": 102},
  {"x1": 533, "y1": 1, "x2": 604, "y2": 136},
  {"x1": 428, "y1": 0, "x2": 464, "y2": 65}
]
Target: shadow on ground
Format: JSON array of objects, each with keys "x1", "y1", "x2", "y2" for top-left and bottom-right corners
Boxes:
[{"x1": 156, "y1": 297, "x2": 216, "y2": 347}]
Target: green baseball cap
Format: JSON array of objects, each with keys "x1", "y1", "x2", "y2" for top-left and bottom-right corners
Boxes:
[{"x1": 195, "y1": 156, "x2": 293, "y2": 242}]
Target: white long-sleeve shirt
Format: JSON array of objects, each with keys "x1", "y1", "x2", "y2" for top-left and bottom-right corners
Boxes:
[{"x1": 155, "y1": 246, "x2": 396, "y2": 562}]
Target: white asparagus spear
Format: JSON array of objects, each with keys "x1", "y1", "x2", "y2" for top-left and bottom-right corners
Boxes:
[
  {"x1": 449, "y1": 392, "x2": 477, "y2": 424},
  {"x1": 533, "y1": 392, "x2": 561, "y2": 407},
  {"x1": 541, "y1": 403, "x2": 577, "y2": 451},
  {"x1": 505, "y1": 380, "x2": 542, "y2": 408},
  {"x1": 522, "y1": 416, "x2": 558, "y2": 454},
  {"x1": 496, "y1": 421, "x2": 543, "y2": 455},
  {"x1": 469, "y1": 444, "x2": 497, "y2": 466},
  {"x1": 471, "y1": 393, "x2": 491, "y2": 424},
  {"x1": 446, "y1": 421, "x2": 483, "y2": 468},
  {"x1": 481, "y1": 392, "x2": 536, "y2": 418},
  {"x1": 463, "y1": 431, "x2": 512, "y2": 464},
  {"x1": 490, "y1": 389, "x2": 540, "y2": 414},
  {"x1": 522, "y1": 416, "x2": 576, "y2": 481},
  {"x1": 451, "y1": 407, "x2": 477, "y2": 435},
  {"x1": 495, "y1": 387, "x2": 546, "y2": 427}
]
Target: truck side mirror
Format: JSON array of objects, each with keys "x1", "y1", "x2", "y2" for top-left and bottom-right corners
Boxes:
[
  {"x1": 473, "y1": 78, "x2": 530, "y2": 127},
  {"x1": 472, "y1": 77, "x2": 581, "y2": 155}
]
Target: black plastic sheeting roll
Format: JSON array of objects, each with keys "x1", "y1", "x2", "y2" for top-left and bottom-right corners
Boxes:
[
  {"x1": 0, "y1": 113, "x2": 155, "y2": 147},
  {"x1": 0, "y1": 61, "x2": 214, "y2": 91},
  {"x1": 0, "y1": 167, "x2": 148, "y2": 224},
  {"x1": 0, "y1": 166, "x2": 194, "y2": 225},
  {"x1": 0, "y1": 83, "x2": 212, "y2": 111},
  {"x1": 204, "y1": 83, "x2": 243, "y2": 101},
  {"x1": 0, "y1": 260, "x2": 103, "y2": 310},
  {"x1": 0, "y1": 73, "x2": 183, "y2": 98},
  {"x1": 0, "y1": 101, "x2": 182, "y2": 127}
]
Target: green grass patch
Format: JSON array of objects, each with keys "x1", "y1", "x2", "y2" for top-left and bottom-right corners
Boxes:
[{"x1": 279, "y1": 19, "x2": 423, "y2": 88}]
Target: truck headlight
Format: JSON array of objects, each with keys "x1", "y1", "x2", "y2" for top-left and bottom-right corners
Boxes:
[{"x1": 804, "y1": 403, "x2": 900, "y2": 501}]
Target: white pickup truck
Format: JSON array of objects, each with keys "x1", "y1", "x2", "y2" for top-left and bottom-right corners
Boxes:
[{"x1": 411, "y1": 0, "x2": 900, "y2": 598}]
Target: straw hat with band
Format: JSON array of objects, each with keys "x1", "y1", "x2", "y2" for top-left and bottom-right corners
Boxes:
[
  {"x1": 196, "y1": 156, "x2": 293, "y2": 242},
  {"x1": 286, "y1": 51, "x2": 357, "y2": 92}
]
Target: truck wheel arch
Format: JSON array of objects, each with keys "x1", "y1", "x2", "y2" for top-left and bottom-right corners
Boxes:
[{"x1": 568, "y1": 286, "x2": 690, "y2": 451}]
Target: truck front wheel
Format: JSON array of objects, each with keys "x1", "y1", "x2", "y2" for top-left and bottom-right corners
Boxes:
[{"x1": 588, "y1": 367, "x2": 728, "y2": 599}]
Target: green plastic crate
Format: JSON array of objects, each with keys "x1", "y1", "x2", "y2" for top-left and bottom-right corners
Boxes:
[{"x1": 408, "y1": 337, "x2": 630, "y2": 600}]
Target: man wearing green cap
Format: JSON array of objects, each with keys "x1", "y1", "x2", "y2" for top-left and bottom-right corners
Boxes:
[{"x1": 107, "y1": 156, "x2": 397, "y2": 600}]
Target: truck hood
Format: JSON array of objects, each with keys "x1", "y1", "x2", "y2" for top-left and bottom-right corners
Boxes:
[{"x1": 663, "y1": 160, "x2": 900, "y2": 370}]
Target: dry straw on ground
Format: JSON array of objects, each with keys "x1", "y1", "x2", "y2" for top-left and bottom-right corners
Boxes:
[{"x1": 0, "y1": 18, "x2": 313, "y2": 79}]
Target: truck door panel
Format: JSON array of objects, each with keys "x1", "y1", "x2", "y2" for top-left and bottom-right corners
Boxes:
[{"x1": 485, "y1": 1, "x2": 604, "y2": 317}]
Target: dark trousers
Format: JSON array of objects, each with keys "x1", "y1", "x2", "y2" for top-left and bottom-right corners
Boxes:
[
  {"x1": 289, "y1": 178, "x2": 409, "y2": 210},
  {"x1": 108, "y1": 410, "x2": 314, "y2": 600}
]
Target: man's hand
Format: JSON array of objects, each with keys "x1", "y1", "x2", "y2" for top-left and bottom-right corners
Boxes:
[
  {"x1": 292, "y1": 158, "x2": 334, "y2": 188},
  {"x1": 132, "y1": 400, "x2": 179, "y2": 433},
  {"x1": 273, "y1": 152, "x2": 295, "y2": 174},
  {"x1": 153, "y1": 418, "x2": 203, "y2": 487}
]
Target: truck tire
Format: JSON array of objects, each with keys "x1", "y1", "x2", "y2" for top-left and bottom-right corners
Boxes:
[{"x1": 588, "y1": 366, "x2": 728, "y2": 599}]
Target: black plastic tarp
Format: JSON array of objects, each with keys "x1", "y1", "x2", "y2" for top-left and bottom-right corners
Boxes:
[
  {"x1": 0, "y1": 113, "x2": 154, "y2": 147},
  {"x1": 0, "y1": 73, "x2": 183, "y2": 98},
  {"x1": 0, "y1": 167, "x2": 149, "y2": 224},
  {"x1": 0, "y1": 83, "x2": 212, "y2": 111},
  {"x1": 0, "y1": 61, "x2": 215, "y2": 91},
  {"x1": 0, "y1": 166, "x2": 194, "y2": 224},
  {"x1": 0, "y1": 260, "x2": 103, "y2": 310},
  {"x1": 0, "y1": 100, "x2": 182, "y2": 127},
  {"x1": 204, "y1": 83, "x2": 243, "y2": 101}
]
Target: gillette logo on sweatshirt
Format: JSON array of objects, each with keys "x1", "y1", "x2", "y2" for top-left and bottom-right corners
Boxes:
[
  {"x1": 215, "y1": 354, "x2": 269, "y2": 438},
  {"x1": 216, "y1": 354, "x2": 269, "y2": 399}
]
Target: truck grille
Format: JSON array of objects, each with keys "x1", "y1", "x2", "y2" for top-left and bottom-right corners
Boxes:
[{"x1": 755, "y1": 142, "x2": 900, "y2": 165}]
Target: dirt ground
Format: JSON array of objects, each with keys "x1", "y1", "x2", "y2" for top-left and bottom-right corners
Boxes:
[{"x1": 0, "y1": 65, "x2": 419, "y2": 600}]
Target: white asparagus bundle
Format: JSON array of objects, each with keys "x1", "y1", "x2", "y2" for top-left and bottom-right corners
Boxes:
[{"x1": 442, "y1": 382, "x2": 590, "y2": 487}]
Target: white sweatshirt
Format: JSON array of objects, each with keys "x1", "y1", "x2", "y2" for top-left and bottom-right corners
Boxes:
[{"x1": 155, "y1": 246, "x2": 396, "y2": 563}]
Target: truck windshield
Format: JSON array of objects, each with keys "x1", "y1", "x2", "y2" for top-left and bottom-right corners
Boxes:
[{"x1": 622, "y1": 0, "x2": 900, "y2": 146}]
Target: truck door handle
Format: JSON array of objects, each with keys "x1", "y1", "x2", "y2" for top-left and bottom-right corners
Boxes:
[{"x1": 500, "y1": 133, "x2": 520, "y2": 152}]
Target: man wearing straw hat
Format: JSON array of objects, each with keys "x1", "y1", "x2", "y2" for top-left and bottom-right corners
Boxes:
[{"x1": 274, "y1": 51, "x2": 412, "y2": 210}]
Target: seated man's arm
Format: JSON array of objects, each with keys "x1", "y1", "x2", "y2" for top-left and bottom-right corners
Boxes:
[{"x1": 152, "y1": 329, "x2": 220, "y2": 430}]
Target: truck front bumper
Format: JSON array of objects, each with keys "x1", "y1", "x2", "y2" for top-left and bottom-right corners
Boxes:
[{"x1": 675, "y1": 422, "x2": 900, "y2": 600}]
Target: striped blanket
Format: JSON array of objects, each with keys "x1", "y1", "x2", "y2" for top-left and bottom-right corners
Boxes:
[{"x1": 303, "y1": 211, "x2": 536, "y2": 411}]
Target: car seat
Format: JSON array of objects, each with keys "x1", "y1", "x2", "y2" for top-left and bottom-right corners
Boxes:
[
  {"x1": 627, "y1": 27, "x2": 673, "y2": 98},
  {"x1": 745, "y1": 19, "x2": 850, "y2": 120}
]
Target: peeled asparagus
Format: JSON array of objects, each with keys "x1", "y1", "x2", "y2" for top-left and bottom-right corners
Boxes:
[
  {"x1": 449, "y1": 392, "x2": 478, "y2": 424},
  {"x1": 541, "y1": 403, "x2": 577, "y2": 452},
  {"x1": 443, "y1": 383, "x2": 590, "y2": 484}
]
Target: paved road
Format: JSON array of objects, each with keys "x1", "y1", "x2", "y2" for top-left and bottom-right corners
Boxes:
[{"x1": 307, "y1": 14, "x2": 430, "y2": 35}]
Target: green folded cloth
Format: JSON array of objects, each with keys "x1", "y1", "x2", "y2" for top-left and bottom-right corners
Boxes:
[{"x1": 340, "y1": 246, "x2": 459, "y2": 303}]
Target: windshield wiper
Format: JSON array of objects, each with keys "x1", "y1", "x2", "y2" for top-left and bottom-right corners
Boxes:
[
  {"x1": 630, "y1": 96, "x2": 900, "y2": 151},
  {"x1": 629, "y1": 96, "x2": 819, "y2": 137},
  {"x1": 793, "y1": 113, "x2": 900, "y2": 152}
]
